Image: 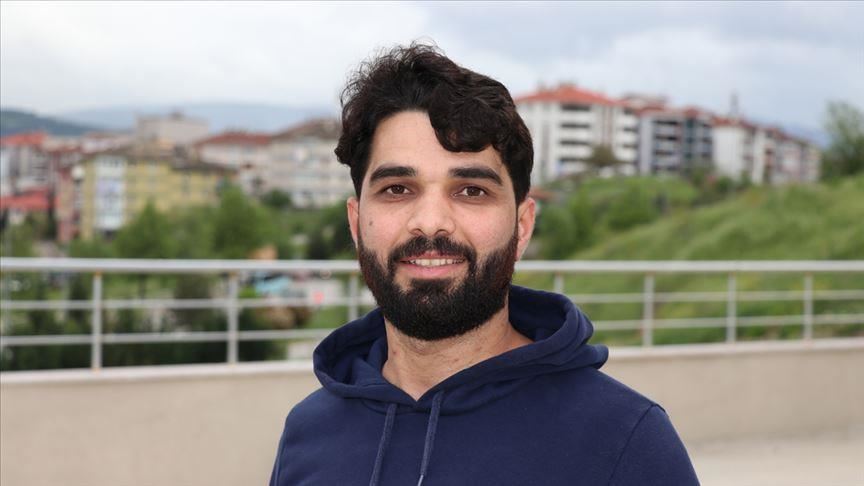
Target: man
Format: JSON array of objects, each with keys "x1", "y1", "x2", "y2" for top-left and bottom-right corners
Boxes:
[{"x1": 270, "y1": 44, "x2": 699, "y2": 486}]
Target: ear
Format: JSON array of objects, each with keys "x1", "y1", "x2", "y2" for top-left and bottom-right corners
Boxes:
[
  {"x1": 515, "y1": 197, "x2": 536, "y2": 260},
  {"x1": 347, "y1": 196, "x2": 359, "y2": 248}
]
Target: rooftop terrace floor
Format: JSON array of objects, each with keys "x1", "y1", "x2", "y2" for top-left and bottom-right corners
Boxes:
[{"x1": 691, "y1": 427, "x2": 864, "y2": 486}]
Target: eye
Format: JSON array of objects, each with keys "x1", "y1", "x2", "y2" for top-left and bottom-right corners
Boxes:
[
  {"x1": 383, "y1": 184, "x2": 410, "y2": 195},
  {"x1": 456, "y1": 186, "x2": 487, "y2": 198}
]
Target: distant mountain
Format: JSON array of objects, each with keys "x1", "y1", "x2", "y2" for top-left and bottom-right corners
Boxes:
[
  {"x1": 58, "y1": 102, "x2": 337, "y2": 133},
  {"x1": 0, "y1": 108, "x2": 104, "y2": 137}
]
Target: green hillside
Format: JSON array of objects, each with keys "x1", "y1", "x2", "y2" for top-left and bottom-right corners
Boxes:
[
  {"x1": 518, "y1": 175, "x2": 864, "y2": 345},
  {"x1": 573, "y1": 175, "x2": 864, "y2": 261},
  {"x1": 0, "y1": 108, "x2": 102, "y2": 136}
]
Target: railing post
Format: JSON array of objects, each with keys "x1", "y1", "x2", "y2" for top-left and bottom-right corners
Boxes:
[
  {"x1": 227, "y1": 272, "x2": 239, "y2": 364},
  {"x1": 642, "y1": 273, "x2": 654, "y2": 347},
  {"x1": 348, "y1": 273, "x2": 359, "y2": 322},
  {"x1": 91, "y1": 272, "x2": 103, "y2": 371},
  {"x1": 726, "y1": 273, "x2": 737, "y2": 343},
  {"x1": 553, "y1": 273, "x2": 564, "y2": 295},
  {"x1": 803, "y1": 273, "x2": 813, "y2": 340}
]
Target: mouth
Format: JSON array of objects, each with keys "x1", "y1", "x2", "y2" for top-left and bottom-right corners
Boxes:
[
  {"x1": 398, "y1": 252, "x2": 467, "y2": 276},
  {"x1": 403, "y1": 257, "x2": 466, "y2": 267}
]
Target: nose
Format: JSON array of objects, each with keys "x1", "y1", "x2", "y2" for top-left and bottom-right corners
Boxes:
[{"x1": 406, "y1": 190, "x2": 456, "y2": 238}]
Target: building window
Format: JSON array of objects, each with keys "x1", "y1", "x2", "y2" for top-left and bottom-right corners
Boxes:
[
  {"x1": 561, "y1": 103, "x2": 590, "y2": 112},
  {"x1": 560, "y1": 122, "x2": 591, "y2": 130},
  {"x1": 560, "y1": 139, "x2": 589, "y2": 146}
]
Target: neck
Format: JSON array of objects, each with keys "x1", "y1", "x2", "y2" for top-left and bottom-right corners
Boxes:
[{"x1": 381, "y1": 302, "x2": 532, "y2": 401}]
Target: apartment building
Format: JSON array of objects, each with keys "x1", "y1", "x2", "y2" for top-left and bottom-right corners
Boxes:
[
  {"x1": 136, "y1": 112, "x2": 209, "y2": 147},
  {"x1": 70, "y1": 146, "x2": 230, "y2": 239},
  {"x1": 515, "y1": 83, "x2": 639, "y2": 184},
  {"x1": 635, "y1": 106, "x2": 714, "y2": 176},
  {"x1": 195, "y1": 131, "x2": 271, "y2": 196},
  {"x1": 713, "y1": 118, "x2": 820, "y2": 184},
  {"x1": 772, "y1": 130, "x2": 820, "y2": 184},
  {"x1": 0, "y1": 132, "x2": 50, "y2": 196},
  {"x1": 268, "y1": 119, "x2": 351, "y2": 208}
]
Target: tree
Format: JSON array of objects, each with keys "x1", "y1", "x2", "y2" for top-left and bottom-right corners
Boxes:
[
  {"x1": 607, "y1": 188, "x2": 658, "y2": 231},
  {"x1": 821, "y1": 101, "x2": 864, "y2": 180},
  {"x1": 212, "y1": 186, "x2": 271, "y2": 258},
  {"x1": 539, "y1": 194, "x2": 595, "y2": 259},
  {"x1": 114, "y1": 202, "x2": 175, "y2": 259},
  {"x1": 114, "y1": 202, "x2": 175, "y2": 297},
  {"x1": 0, "y1": 221, "x2": 36, "y2": 257},
  {"x1": 172, "y1": 206, "x2": 217, "y2": 259},
  {"x1": 261, "y1": 189, "x2": 294, "y2": 211},
  {"x1": 305, "y1": 202, "x2": 353, "y2": 259},
  {"x1": 585, "y1": 145, "x2": 623, "y2": 175}
]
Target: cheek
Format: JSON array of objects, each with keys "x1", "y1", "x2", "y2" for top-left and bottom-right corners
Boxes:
[
  {"x1": 359, "y1": 212, "x2": 401, "y2": 252},
  {"x1": 460, "y1": 210, "x2": 516, "y2": 249}
]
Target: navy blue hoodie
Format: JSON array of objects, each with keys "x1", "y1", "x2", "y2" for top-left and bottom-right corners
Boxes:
[{"x1": 270, "y1": 286, "x2": 699, "y2": 485}]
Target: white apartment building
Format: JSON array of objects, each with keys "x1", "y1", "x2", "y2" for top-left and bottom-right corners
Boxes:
[
  {"x1": 0, "y1": 132, "x2": 50, "y2": 196},
  {"x1": 713, "y1": 118, "x2": 819, "y2": 184},
  {"x1": 713, "y1": 119, "x2": 759, "y2": 182},
  {"x1": 516, "y1": 84, "x2": 639, "y2": 184},
  {"x1": 773, "y1": 133, "x2": 820, "y2": 184},
  {"x1": 195, "y1": 132, "x2": 271, "y2": 196},
  {"x1": 136, "y1": 112, "x2": 209, "y2": 147},
  {"x1": 268, "y1": 119, "x2": 352, "y2": 208}
]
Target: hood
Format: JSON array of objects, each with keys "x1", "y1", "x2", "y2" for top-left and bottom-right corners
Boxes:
[{"x1": 313, "y1": 285, "x2": 608, "y2": 415}]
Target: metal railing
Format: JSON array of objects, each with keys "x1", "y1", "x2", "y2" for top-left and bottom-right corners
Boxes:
[{"x1": 2, "y1": 258, "x2": 863, "y2": 371}]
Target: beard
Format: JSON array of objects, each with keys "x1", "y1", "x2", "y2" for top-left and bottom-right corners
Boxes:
[{"x1": 357, "y1": 229, "x2": 519, "y2": 342}]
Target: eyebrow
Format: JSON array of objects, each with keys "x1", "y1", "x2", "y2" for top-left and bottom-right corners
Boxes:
[
  {"x1": 449, "y1": 166, "x2": 504, "y2": 186},
  {"x1": 369, "y1": 165, "x2": 416, "y2": 184},
  {"x1": 367, "y1": 164, "x2": 504, "y2": 187}
]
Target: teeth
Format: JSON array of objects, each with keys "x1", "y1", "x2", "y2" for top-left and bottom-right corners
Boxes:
[{"x1": 408, "y1": 259, "x2": 462, "y2": 267}]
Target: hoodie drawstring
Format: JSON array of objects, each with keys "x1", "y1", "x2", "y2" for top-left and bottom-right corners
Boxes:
[
  {"x1": 367, "y1": 391, "x2": 445, "y2": 486},
  {"x1": 417, "y1": 391, "x2": 444, "y2": 486},
  {"x1": 369, "y1": 403, "x2": 397, "y2": 486}
]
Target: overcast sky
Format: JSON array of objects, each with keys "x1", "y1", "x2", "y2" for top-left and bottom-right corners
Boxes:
[{"x1": 1, "y1": 1, "x2": 861, "y2": 129}]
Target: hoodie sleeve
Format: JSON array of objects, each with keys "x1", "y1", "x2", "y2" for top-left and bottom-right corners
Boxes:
[{"x1": 608, "y1": 405, "x2": 700, "y2": 486}]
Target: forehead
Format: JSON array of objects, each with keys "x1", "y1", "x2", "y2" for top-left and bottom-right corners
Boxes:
[{"x1": 365, "y1": 111, "x2": 509, "y2": 185}]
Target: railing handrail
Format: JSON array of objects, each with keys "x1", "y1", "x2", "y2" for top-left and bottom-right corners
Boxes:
[
  {"x1": 3, "y1": 257, "x2": 864, "y2": 273},
  {"x1": 2, "y1": 258, "x2": 862, "y2": 371}
]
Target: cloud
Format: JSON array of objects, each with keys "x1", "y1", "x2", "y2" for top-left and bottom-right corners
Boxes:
[
  {"x1": 1, "y1": 2, "x2": 428, "y2": 111},
  {"x1": 1, "y1": 1, "x2": 861, "y2": 129}
]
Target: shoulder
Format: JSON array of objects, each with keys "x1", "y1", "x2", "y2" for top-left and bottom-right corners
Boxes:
[
  {"x1": 541, "y1": 366, "x2": 659, "y2": 419},
  {"x1": 283, "y1": 387, "x2": 341, "y2": 430},
  {"x1": 546, "y1": 369, "x2": 699, "y2": 485},
  {"x1": 607, "y1": 404, "x2": 699, "y2": 485}
]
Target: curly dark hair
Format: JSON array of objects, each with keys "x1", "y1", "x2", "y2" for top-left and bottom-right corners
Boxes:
[{"x1": 335, "y1": 43, "x2": 533, "y2": 203}]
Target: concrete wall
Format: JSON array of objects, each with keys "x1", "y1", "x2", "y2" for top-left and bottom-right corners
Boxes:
[{"x1": 2, "y1": 339, "x2": 862, "y2": 486}]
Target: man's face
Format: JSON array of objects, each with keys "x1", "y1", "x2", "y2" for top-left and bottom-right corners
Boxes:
[{"x1": 347, "y1": 111, "x2": 535, "y2": 341}]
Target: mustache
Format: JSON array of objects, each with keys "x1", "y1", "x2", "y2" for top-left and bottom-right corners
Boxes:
[{"x1": 388, "y1": 235, "x2": 477, "y2": 265}]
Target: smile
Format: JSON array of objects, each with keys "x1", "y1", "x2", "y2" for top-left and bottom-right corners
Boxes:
[{"x1": 406, "y1": 258, "x2": 465, "y2": 267}]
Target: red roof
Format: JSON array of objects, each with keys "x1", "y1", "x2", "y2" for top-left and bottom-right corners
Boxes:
[
  {"x1": 0, "y1": 131, "x2": 47, "y2": 148},
  {"x1": 637, "y1": 105, "x2": 714, "y2": 119},
  {"x1": 515, "y1": 84, "x2": 620, "y2": 106},
  {"x1": 272, "y1": 118, "x2": 341, "y2": 141},
  {"x1": 0, "y1": 187, "x2": 51, "y2": 212},
  {"x1": 196, "y1": 131, "x2": 271, "y2": 147},
  {"x1": 712, "y1": 116, "x2": 758, "y2": 131}
]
